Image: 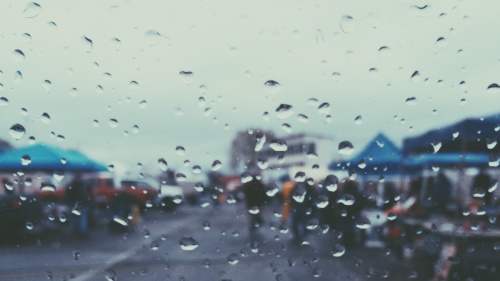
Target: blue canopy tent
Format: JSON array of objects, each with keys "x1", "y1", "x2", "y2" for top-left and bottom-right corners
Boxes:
[
  {"x1": 403, "y1": 153, "x2": 491, "y2": 170},
  {"x1": 403, "y1": 113, "x2": 500, "y2": 155},
  {"x1": 0, "y1": 143, "x2": 107, "y2": 172},
  {"x1": 329, "y1": 133, "x2": 402, "y2": 176}
]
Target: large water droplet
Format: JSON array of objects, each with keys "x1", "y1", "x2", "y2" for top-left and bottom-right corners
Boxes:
[
  {"x1": 275, "y1": 104, "x2": 294, "y2": 119},
  {"x1": 21, "y1": 154, "x2": 31, "y2": 166},
  {"x1": 108, "y1": 119, "x2": 119, "y2": 128},
  {"x1": 40, "y1": 112, "x2": 51, "y2": 123},
  {"x1": 411, "y1": 71, "x2": 421, "y2": 83},
  {"x1": 12, "y1": 49, "x2": 25, "y2": 62},
  {"x1": 297, "y1": 114, "x2": 309, "y2": 123},
  {"x1": 324, "y1": 175, "x2": 338, "y2": 192},
  {"x1": 332, "y1": 244, "x2": 346, "y2": 257},
  {"x1": 158, "y1": 158, "x2": 168, "y2": 171},
  {"x1": 179, "y1": 71, "x2": 194, "y2": 85},
  {"x1": 487, "y1": 83, "x2": 500, "y2": 94},
  {"x1": 264, "y1": 80, "x2": 281, "y2": 95},
  {"x1": 14, "y1": 70, "x2": 23, "y2": 83},
  {"x1": 436, "y1": 37, "x2": 447, "y2": 48},
  {"x1": 431, "y1": 142, "x2": 442, "y2": 153},
  {"x1": 254, "y1": 134, "x2": 266, "y2": 152},
  {"x1": 269, "y1": 139, "x2": 288, "y2": 152},
  {"x1": 211, "y1": 160, "x2": 222, "y2": 171},
  {"x1": 24, "y1": 2, "x2": 42, "y2": 18},
  {"x1": 338, "y1": 194, "x2": 355, "y2": 206},
  {"x1": 488, "y1": 154, "x2": 499, "y2": 167},
  {"x1": 40, "y1": 182, "x2": 56, "y2": 192},
  {"x1": 340, "y1": 15, "x2": 355, "y2": 33},
  {"x1": 318, "y1": 103, "x2": 330, "y2": 114},
  {"x1": 175, "y1": 146, "x2": 185, "y2": 155},
  {"x1": 338, "y1": 141, "x2": 354, "y2": 155},
  {"x1": 179, "y1": 237, "x2": 199, "y2": 251},
  {"x1": 227, "y1": 253, "x2": 240, "y2": 265},
  {"x1": 9, "y1": 124, "x2": 26, "y2": 140},
  {"x1": 0, "y1": 97, "x2": 9, "y2": 107},
  {"x1": 356, "y1": 216, "x2": 371, "y2": 229}
]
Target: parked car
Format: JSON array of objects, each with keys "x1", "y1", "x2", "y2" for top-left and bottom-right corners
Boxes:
[{"x1": 156, "y1": 183, "x2": 183, "y2": 211}]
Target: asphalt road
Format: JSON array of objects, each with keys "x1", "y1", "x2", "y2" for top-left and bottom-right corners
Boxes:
[{"x1": 0, "y1": 202, "x2": 420, "y2": 281}]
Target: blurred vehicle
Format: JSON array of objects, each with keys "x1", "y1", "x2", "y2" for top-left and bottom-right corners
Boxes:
[{"x1": 119, "y1": 178, "x2": 159, "y2": 211}]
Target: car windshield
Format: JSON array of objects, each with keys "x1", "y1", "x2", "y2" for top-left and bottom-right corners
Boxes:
[{"x1": 1, "y1": 0, "x2": 499, "y2": 280}]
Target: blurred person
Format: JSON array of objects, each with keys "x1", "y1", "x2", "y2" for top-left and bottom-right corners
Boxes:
[
  {"x1": 66, "y1": 173, "x2": 92, "y2": 238},
  {"x1": 337, "y1": 179, "x2": 365, "y2": 248},
  {"x1": 280, "y1": 176, "x2": 294, "y2": 224},
  {"x1": 471, "y1": 169, "x2": 493, "y2": 206},
  {"x1": 241, "y1": 175, "x2": 267, "y2": 232},
  {"x1": 289, "y1": 180, "x2": 316, "y2": 242},
  {"x1": 431, "y1": 172, "x2": 452, "y2": 213}
]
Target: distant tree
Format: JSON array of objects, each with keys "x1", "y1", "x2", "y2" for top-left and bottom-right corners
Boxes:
[{"x1": 229, "y1": 128, "x2": 275, "y2": 173}]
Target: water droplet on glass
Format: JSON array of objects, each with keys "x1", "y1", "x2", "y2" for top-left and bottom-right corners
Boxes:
[
  {"x1": 14, "y1": 70, "x2": 23, "y2": 83},
  {"x1": 25, "y1": 221, "x2": 34, "y2": 230},
  {"x1": 211, "y1": 160, "x2": 222, "y2": 171},
  {"x1": 487, "y1": 83, "x2": 500, "y2": 94},
  {"x1": 340, "y1": 15, "x2": 355, "y2": 33},
  {"x1": 356, "y1": 217, "x2": 371, "y2": 229},
  {"x1": 338, "y1": 141, "x2": 354, "y2": 155},
  {"x1": 318, "y1": 103, "x2": 330, "y2": 114},
  {"x1": 431, "y1": 142, "x2": 442, "y2": 153},
  {"x1": 387, "y1": 212, "x2": 397, "y2": 221},
  {"x1": 332, "y1": 244, "x2": 346, "y2": 257},
  {"x1": 436, "y1": 37, "x2": 447, "y2": 48},
  {"x1": 40, "y1": 112, "x2": 51, "y2": 123},
  {"x1": 281, "y1": 123, "x2": 292, "y2": 133},
  {"x1": 179, "y1": 71, "x2": 194, "y2": 85},
  {"x1": 227, "y1": 253, "x2": 239, "y2": 265},
  {"x1": 488, "y1": 154, "x2": 499, "y2": 167},
  {"x1": 179, "y1": 237, "x2": 199, "y2": 251},
  {"x1": 108, "y1": 119, "x2": 119, "y2": 128},
  {"x1": 175, "y1": 146, "x2": 185, "y2": 155},
  {"x1": 264, "y1": 80, "x2": 281, "y2": 95},
  {"x1": 12, "y1": 49, "x2": 25, "y2": 62},
  {"x1": 297, "y1": 114, "x2": 309, "y2": 123},
  {"x1": 138, "y1": 100, "x2": 147, "y2": 109},
  {"x1": 41, "y1": 183, "x2": 56, "y2": 192},
  {"x1": 21, "y1": 154, "x2": 31, "y2": 166},
  {"x1": 9, "y1": 124, "x2": 26, "y2": 140},
  {"x1": 82, "y1": 36, "x2": 93, "y2": 53},
  {"x1": 378, "y1": 46, "x2": 391, "y2": 55},
  {"x1": 324, "y1": 175, "x2": 338, "y2": 192},
  {"x1": 128, "y1": 80, "x2": 139, "y2": 90},
  {"x1": 176, "y1": 173, "x2": 187, "y2": 182},
  {"x1": 486, "y1": 139, "x2": 497, "y2": 149},
  {"x1": 24, "y1": 2, "x2": 42, "y2": 18},
  {"x1": 338, "y1": 194, "x2": 355, "y2": 206},
  {"x1": 406, "y1": 97, "x2": 417, "y2": 105},
  {"x1": 202, "y1": 259, "x2": 211, "y2": 268},
  {"x1": 411, "y1": 71, "x2": 421, "y2": 83},
  {"x1": 269, "y1": 139, "x2": 288, "y2": 152},
  {"x1": 276, "y1": 104, "x2": 294, "y2": 119},
  {"x1": 331, "y1": 72, "x2": 342, "y2": 81},
  {"x1": 241, "y1": 173, "x2": 253, "y2": 183},
  {"x1": 488, "y1": 181, "x2": 498, "y2": 193}
]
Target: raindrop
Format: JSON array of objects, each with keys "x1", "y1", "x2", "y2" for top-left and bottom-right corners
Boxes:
[
  {"x1": 24, "y1": 2, "x2": 42, "y2": 18},
  {"x1": 340, "y1": 15, "x2": 355, "y2": 33},
  {"x1": 241, "y1": 173, "x2": 253, "y2": 183},
  {"x1": 9, "y1": 124, "x2": 26, "y2": 140},
  {"x1": 406, "y1": 97, "x2": 417, "y2": 105},
  {"x1": 202, "y1": 259, "x2": 211, "y2": 268},
  {"x1": 25, "y1": 222, "x2": 34, "y2": 230},
  {"x1": 108, "y1": 119, "x2": 119, "y2": 128},
  {"x1": 488, "y1": 154, "x2": 499, "y2": 167},
  {"x1": 211, "y1": 160, "x2": 222, "y2": 171},
  {"x1": 176, "y1": 173, "x2": 187, "y2": 182},
  {"x1": 176, "y1": 146, "x2": 185, "y2": 155},
  {"x1": 297, "y1": 114, "x2": 309, "y2": 123},
  {"x1": 0, "y1": 97, "x2": 8, "y2": 107},
  {"x1": 14, "y1": 70, "x2": 23, "y2": 83},
  {"x1": 105, "y1": 268, "x2": 116, "y2": 281},
  {"x1": 269, "y1": 139, "x2": 288, "y2": 152},
  {"x1": 332, "y1": 244, "x2": 346, "y2": 257},
  {"x1": 281, "y1": 123, "x2": 292, "y2": 133},
  {"x1": 318, "y1": 103, "x2": 330, "y2": 114},
  {"x1": 431, "y1": 142, "x2": 442, "y2": 153},
  {"x1": 227, "y1": 253, "x2": 240, "y2": 265},
  {"x1": 138, "y1": 100, "x2": 147, "y2": 109},
  {"x1": 12, "y1": 49, "x2": 25, "y2": 62},
  {"x1": 264, "y1": 80, "x2": 281, "y2": 94},
  {"x1": 192, "y1": 165, "x2": 201, "y2": 174},
  {"x1": 202, "y1": 220, "x2": 211, "y2": 230},
  {"x1": 324, "y1": 175, "x2": 338, "y2": 192},
  {"x1": 331, "y1": 72, "x2": 342, "y2": 81},
  {"x1": 254, "y1": 134, "x2": 266, "y2": 152},
  {"x1": 338, "y1": 194, "x2": 355, "y2": 206},
  {"x1": 144, "y1": 29, "x2": 164, "y2": 45},
  {"x1": 356, "y1": 217, "x2": 371, "y2": 229},
  {"x1": 40, "y1": 183, "x2": 56, "y2": 192},
  {"x1": 487, "y1": 83, "x2": 500, "y2": 94},
  {"x1": 358, "y1": 160, "x2": 366, "y2": 169},
  {"x1": 21, "y1": 155, "x2": 31, "y2": 166},
  {"x1": 378, "y1": 46, "x2": 391, "y2": 55},
  {"x1": 179, "y1": 236, "x2": 199, "y2": 251},
  {"x1": 129, "y1": 81, "x2": 139, "y2": 90},
  {"x1": 40, "y1": 112, "x2": 51, "y2": 123},
  {"x1": 132, "y1": 125, "x2": 140, "y2": 133},
  {"x1": 96, "y1": 85, "x2": 104, "y2": 93},
  {"x1": 486, "y1": 139, "x2": 497, "y2": 149},
  {"x1": 488, "y1": 181, "x2": 498, "y2": 193},
  {"x1": 436, "y1": 37, "x2": 447, "y2": 48},
  {"x1": 387, "y1": 212, "x2": 397, "y2": 221},
  {"x1": 70, "y1": 87, "x2": 78, "y2": 97},
  {"x1": 82, "y1": 36, "x2": 93, "y2": 53},
  {"x1": 338, "y1": 141, "x2": 354, "y2": 155},
  {"x1": 275, "y1": 104, "x2": 294, "y2": 119},
  {"x1": 179, "y1": 71, "x2": 194, "y2": 85},
  {"x1": 411, "y1": 71, "x2": 421, "y2": 83}
]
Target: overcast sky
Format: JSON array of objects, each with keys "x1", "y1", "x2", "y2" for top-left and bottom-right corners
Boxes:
[{"x1": 1, "y1": 0, "x2": 499, "y2": 177}]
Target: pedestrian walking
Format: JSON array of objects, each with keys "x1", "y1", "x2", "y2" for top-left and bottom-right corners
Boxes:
[{"x1": 289, "y1": 179, "x2": 316, "y2": 242}]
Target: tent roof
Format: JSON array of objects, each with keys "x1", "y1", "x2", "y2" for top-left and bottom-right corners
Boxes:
[
  {"x1": 0, "y1": 143, "x2": 107, "y2": 172},
  {"x1": 403, "y1": 153, "x2": 491, "y2": 169},
  {"x1": 403, "y1": 113, "x2": 500, "y2": 154},
  {"x1": 329, "y1": 133, "x2": 402, "y2": 175}
]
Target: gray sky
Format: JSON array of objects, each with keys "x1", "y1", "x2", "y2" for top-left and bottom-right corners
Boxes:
[{"x1": 1, "y1": 0, "x2": 499, "y2": 177}]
